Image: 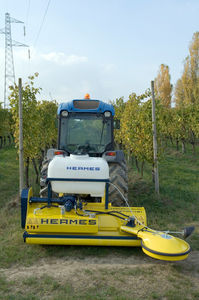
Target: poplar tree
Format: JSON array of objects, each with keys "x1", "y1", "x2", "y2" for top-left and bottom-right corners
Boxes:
[
  {"x1": 175, "y1": 32, "x2": 199, "y2": 106},
  {"x1": 174, "y1": 79, "x2": 185, "y2": 107},
  {"x1": 154, "y1": 64, "x2": 172, "y2": 108},
  {"x1": 188, "y1": 32, "x2": 199, "y2": 103}
]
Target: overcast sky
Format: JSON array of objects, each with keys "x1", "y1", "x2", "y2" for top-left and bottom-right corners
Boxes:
[{"x1": 0, "y1": 0, "x2": 199, "y2": 105}]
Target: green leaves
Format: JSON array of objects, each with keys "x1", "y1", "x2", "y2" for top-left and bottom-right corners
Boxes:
[
  {"x1": 113, "y1": 88, "x2": 199, "y2": 166},
  {"x1": 37, "y1": 100, "x2": 58, "y2": 151},
  {"x1": 0, "y1": 106, "x2": 11, "y2": 137},
  {"x1": 9, "y1": 74, "x2": 58, "y2": 161},
  {"x1": 112, "y1": 91, "x2": 160, "y2": 165}
]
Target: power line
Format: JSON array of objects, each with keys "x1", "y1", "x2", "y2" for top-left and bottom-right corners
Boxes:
[
  {"x1": 34, "y1": 0, "x2": 51, "y2": 46},
  {"x1": 24, "y1": 0, "x2": 30, "y2": 38},
  {"x1": 26, "y1": 0, "x2": 31, "y2": 30},
  {"x1": 0, "y1": 13, "x2": 28, "y2": 108},
  {"x1": 25, "y1": 0, "x2": 31, "y2": 64}
]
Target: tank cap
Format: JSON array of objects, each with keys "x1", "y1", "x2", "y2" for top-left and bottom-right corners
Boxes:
[{"x1": 70, "y1": 154, "x2": 89, "y2": 159}]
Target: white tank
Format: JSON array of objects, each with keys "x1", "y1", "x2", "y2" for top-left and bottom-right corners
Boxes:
[{"x1": 48, "y1": 154, "x2": 109, "y2": 197}]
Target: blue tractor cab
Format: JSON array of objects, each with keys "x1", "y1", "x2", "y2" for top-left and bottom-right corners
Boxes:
[{"x1": 57, "y1": 98, "x2": 116, "y2": 156}]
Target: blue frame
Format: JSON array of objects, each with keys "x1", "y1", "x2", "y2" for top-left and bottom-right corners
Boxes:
[{"x1": 31, "y1": 178, "x2": 110, "y2": 210}]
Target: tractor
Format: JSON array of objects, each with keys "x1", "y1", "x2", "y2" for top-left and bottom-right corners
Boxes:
[
  {"x1": 21, "y1": 95, "x2": 194, "y2": 261},
  {"x1": 40, "y1": 94, "x2": 128, "y2": 207}
]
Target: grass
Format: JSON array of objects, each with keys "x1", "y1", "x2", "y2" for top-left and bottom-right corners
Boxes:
[
  {"x1": 0, "y1": 145, "x2": 39, "y2": 207},
  {"x1": 0, "y1": 144, "x2": 199, "y2": 299},
  {"x1": 0, "y1": 265, "x2": 199, "y2": 300},
  {"x1": 0, "y1": 145, "x2": 19, "y2": 206},
  {"x1": 129, "y1": 144, "x2": 199, "y2": 232}
]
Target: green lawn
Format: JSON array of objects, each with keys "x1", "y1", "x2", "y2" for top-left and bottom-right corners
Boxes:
[{"x1": 0, "y1": 146, "x2": 19, "y2": 206}]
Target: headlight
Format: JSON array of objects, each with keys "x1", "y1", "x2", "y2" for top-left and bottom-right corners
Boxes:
[
  {"x1": 104, "y1": 111, "x2": 111, "y2": 117},
  {"x1": 61, "y1": 110, "x2": 68, "y2": 117}
]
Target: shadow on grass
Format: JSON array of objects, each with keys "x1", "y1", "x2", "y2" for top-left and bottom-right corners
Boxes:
[{"x1": 40, "y1": 244, "x2": 142, "y2": 259}]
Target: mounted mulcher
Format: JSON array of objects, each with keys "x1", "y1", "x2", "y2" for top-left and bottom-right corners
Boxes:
[{"x1": 21, "y1": 95, "x2": 194, "y2": 261}]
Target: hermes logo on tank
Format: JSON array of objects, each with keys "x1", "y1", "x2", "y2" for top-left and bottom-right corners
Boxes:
[{"x1": 66, "y1": 166, "x2": 100, "y2": 171}]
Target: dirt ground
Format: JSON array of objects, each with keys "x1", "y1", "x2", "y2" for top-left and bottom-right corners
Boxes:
[
  {"x1": 0, "y1": 245, "x2": 199, "y2": 300},
  {"x1": 1, "y1": 250, "x2": 199, "y2": 282}
]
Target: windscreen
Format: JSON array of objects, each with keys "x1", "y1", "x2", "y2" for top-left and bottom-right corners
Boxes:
[{"x1": 59, "y1": 113, "x2": 112, "y2": 154}]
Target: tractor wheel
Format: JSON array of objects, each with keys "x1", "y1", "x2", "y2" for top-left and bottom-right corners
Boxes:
[
  {"x1": 39, "y1": 158, "x2": 57, "y2": 198},
  {"x1": 108, "y1": 161, "x2": 128, "y2": 206},
  {"x1": 40, "y1": 158, "x2": 50, "y2": 197}
]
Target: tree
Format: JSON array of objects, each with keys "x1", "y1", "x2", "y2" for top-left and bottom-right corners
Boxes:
[
  {"x1": 111, "y1": 97, "x2": 126, "y2": 148},
  {"x1": 119, "y1": 90, "x2": 161, "y2": 176},
  {"x1": 0, "y1": 104, "x2": 12, "y2": 147},
  {"x1": 37, "y1": 100, "x2": 58, "y2": 151},
  {"x1": 9, "y1": 74, "x2": 42, "y2": 186},
  {"x1": 174, "y1": 32, "x2": 199, "y2": 106},
  {"x1": 154, "y1": 64, "x2": 172, "y2": 108},
  {"x1": 9, "y1": 74, "x2": 58, "y2": 186},
  {"x1": 185, "y1": 104, "x2": 199, "y2": 154},
  {"x1": 188, "y1": 32, "x2": 199, "y2": 103},
  {"x1": 174, "y1": 79, "x2": 185, "y2": 107}
]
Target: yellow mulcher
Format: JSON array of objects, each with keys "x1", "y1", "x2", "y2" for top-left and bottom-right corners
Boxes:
[{"x1": 21, "y1": 95, "x2": 194, "y2": 261}]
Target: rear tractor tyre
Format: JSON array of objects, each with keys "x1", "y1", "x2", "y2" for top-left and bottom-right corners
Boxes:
[
  {"x1": 108, "y1": 161, "x2": 128, "y2": 206},
  {"x1": 40, "y1": 158, "x2": 57, "y2": 198}
]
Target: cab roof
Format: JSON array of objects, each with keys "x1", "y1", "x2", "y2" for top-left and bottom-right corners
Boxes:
[{"x1": 58, "y1": 99, "x2": 115, "y2": 116}]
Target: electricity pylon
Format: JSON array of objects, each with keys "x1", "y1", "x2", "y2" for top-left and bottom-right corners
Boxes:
[{"x1": 0, "y1": 12, "x2": 28, "y2": 108}]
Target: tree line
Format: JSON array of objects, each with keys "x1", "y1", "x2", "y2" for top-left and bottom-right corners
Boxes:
[{"x1": 113, "y1": 94, "x2": 199, "y2": 175}]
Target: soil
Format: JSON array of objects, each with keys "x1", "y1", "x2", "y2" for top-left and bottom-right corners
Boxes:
[{"x1": 1, "y1": 251, "x2": 199, "y2": 282}]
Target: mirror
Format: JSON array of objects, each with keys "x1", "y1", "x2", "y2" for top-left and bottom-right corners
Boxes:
[{"x1": 113, "y1": 119, "x2": 120, "y2": 129}]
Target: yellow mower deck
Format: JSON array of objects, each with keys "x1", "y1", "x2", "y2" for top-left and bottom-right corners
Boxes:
[
  {"x1": 23, "y1": 188, "x2": 146, "y2": 247},
  {"x1": 21, "y1": 188, "x2": 192, "y2": 261}
]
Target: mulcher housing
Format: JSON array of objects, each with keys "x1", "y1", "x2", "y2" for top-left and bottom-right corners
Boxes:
[{"x1": 22, "y1": 186, "x2": 146, "y2": 247}]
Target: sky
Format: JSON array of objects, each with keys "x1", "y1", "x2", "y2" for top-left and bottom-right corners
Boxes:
[{"x1": 0, "y1": 0, "x2": 199, "y2": 105}]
